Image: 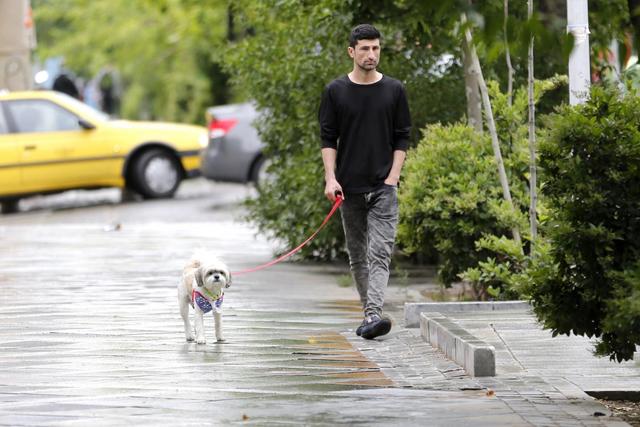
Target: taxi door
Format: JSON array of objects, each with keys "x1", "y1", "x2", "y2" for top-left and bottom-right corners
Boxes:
[
  {"x1": 4, "y1": 99, "x2": 116, "y2": 193},
  {"x1": 0, "y1": 102, "x2": 21, "y2": 196}
]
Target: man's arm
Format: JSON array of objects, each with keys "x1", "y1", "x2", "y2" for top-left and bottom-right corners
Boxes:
[
  {"x1": 386, "y1": 82, "x2": 411, "y2": 187},
  {"x1": 319, "y1": 84, "x2": 342, "y2": 202},
  {"x1": 322, "y1": 147, "x2": 342, "y2": 201},
  {"x1": 384, "y1": 150, "x2": 406, "y2": 187}
]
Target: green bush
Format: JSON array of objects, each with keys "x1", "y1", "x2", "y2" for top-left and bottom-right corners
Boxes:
[
  {"x1": 459, "y1": 235, "x2": 529, "y2": 300},
  {"x1": 397, "y1": 123, "x2": 516, "y2": 285},
  {"x1": 530, "y1": 85, "x2": 640, "y2": 361},
  {"x1": 398, "y1": 78, "x2": 565, "y2": 290}
]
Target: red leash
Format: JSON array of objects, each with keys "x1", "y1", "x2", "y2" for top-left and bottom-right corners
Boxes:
[{"x1": 232, "y1": 194, "x2": 344, "y2": 276}]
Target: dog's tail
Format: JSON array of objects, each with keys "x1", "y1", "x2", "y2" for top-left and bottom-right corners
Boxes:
[
  {"x1": 186, "y1": 250, "x2": 210, "y2": 269},
  {"x1": 185, "y1": 258, "x2": 201, "y2": 270}
]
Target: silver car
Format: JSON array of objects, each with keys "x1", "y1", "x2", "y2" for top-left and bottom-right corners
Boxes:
[{"x1": 201, "y1": 102, "x2": 270, "y2": 186}]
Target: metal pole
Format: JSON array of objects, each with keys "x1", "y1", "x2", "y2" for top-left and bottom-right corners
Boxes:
[{"x1": 567, "y1": 0, "x2": 590, "y2": 105}]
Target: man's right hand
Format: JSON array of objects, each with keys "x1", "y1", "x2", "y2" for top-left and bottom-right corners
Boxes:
[{"x1": 324, "y1": 179, "x2": 343, "y2": 202}]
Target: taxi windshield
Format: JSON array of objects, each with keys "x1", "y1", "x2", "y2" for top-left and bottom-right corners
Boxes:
[{"x1": 55, "y1": 93, "x2": 111, "y2": 123}]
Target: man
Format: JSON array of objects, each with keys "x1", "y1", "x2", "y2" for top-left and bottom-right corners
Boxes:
[
  {"x1": 318, "y1": 24, "x2": 411, "y2": 339},
  {"x1": 52, "y1": 73, "x2": 81, "y2": 100}
]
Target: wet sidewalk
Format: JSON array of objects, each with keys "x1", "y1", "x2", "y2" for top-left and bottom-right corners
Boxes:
[{"x1": 0, "y1": 198, "x2": 635, "y2": 426}]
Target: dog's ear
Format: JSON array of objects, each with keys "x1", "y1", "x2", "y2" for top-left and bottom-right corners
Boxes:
[
  {"x1": 194, "y1": 266, "x2": 205, "y2": 288},
  {"x1": 225, "y1": 269, "x2": 232, "y2": 288}
]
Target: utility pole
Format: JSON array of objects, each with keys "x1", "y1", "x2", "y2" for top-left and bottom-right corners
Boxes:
[
  {"x1": 0, "y1": 0, "x2": 37, "y2": 91},
  {"x1": 528, "y1": 0, "x2": 537, "y2": 244},
  {"x1": 567, "y1": 0, "x2": 590, "y2": 105}
]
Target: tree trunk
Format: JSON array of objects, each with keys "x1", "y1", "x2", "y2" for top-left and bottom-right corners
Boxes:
[
  {"x1": 528, "y1": 0, "x2": 538, "y2": 245},
  {"x1": 462, "y1": 13, "x2": 523, "y2": 249},
  {"x1": 227, "y1": 5, "x2": 236, "y2": 41},
  {"x1": 462, "y1": 36, "x2": 483, "y2": 132},
  {"x1": 504, "y1": 0, "x2": 514, "y2": 106},
  {"x1": 628, "y1": 0, "x2": 640, "y2": 49}
]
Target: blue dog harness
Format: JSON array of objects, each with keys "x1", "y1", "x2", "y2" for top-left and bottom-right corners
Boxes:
[{"x1": 192, "y1": 289, "x2": 224, "y2": 314}]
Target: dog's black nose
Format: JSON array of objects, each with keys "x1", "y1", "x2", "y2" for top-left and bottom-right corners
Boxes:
[{"x1": 214, "y1": 274, "x2": 221, "y2": 280}]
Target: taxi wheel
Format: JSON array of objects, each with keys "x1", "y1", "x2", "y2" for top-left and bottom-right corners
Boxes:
[
  {"x1": 0, "y1": 199, "x2": 20, "y2": 214},
  {"x1": 131, "y1": 149, "x2": 182, "y2": 199}
]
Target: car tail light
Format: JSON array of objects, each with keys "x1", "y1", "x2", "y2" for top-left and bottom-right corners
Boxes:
[{"x1": 208, "y1": 118, "x2": 238, "y2": 139}]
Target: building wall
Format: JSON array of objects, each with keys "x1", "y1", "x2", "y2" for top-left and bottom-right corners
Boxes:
[{"x1": 0, "y1": 0, "x2": 37, "y2": 90}]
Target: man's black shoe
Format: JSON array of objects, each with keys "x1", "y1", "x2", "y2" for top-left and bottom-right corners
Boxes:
[
  {"x1": 360, "y1": 314, "x2": 392, "y2": 340},
  {"x1": 355, "y1": 319, "x2": 367, "y2": 336}
]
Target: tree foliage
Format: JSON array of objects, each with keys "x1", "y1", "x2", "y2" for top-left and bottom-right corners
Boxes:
[
  {"x1": 223, "y1": 0, "x2": 613, "y2": 260},
  {"x1": 224, "y1": 0, "x2": 468, "y2": 259},
  {"x1": 33, "y1": 0, "x2": 229, "y2": 123}
]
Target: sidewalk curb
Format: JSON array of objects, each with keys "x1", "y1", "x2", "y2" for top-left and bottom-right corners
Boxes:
[
  {"x1": 420, "y1": 312, "x2": 496, "y2": 377},
  {"x1": 404, "y1": 301, "x2": 531, "y2": 328}
]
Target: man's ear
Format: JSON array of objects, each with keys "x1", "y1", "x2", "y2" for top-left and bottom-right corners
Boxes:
[{"x1": 348, "y1": 46, "x2": 354, "y2": 59}]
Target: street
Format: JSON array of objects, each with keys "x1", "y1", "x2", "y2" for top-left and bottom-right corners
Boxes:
[{"x1": 0, "y1": 179, "x2": 630, "y2": 426}]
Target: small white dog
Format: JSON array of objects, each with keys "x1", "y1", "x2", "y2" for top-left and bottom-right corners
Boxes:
[{"x1": 178, "y1": 252, "x2": 231, "y2": 344}]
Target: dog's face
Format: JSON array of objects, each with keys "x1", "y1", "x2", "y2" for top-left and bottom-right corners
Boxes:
[{"x1": 194, "y1": 260, "x2": 231, "y2": 293}]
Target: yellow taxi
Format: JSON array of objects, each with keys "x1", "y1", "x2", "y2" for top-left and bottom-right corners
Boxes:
[{"x1": 0, "y1": 90, "x2": 207, "y2": 213}]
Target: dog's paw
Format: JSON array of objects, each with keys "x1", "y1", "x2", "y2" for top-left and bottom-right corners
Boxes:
[
  {"x1": 196, "y1": 337, "x2": 206, "y2": 345},
  {"x1": 216, "y1": 338, "x2": 226, "y2": 343},
  {"x1": 186, "y1": 336, "x2": 195, "y2": 342}
]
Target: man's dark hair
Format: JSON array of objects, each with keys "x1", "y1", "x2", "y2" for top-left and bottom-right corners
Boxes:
[{"x1": 349, "y1": 24, "x2": 381, "y2": 48}]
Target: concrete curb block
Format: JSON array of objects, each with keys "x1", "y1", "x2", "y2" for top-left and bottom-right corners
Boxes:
[
  {"x1": 420, "y1": 312, "x2": 495, "y2": 377},
  {"x1": 404, "y1": 301, "x2": 531, "y2": 328}
]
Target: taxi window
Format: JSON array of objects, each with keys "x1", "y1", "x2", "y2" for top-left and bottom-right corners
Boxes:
[
  {"x1": 0, "y1": 104, "x2": 7, "y2": 134},
  {"x1": 5, "y1": 100, "x2": 81, "y2": 133}
]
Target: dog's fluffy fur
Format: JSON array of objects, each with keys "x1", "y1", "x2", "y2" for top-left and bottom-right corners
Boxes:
[{"x1": 178, "y1": 252, "x2": 231, "y2": 344}]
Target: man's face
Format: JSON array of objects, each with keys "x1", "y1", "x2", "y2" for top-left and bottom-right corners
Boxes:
[{"x1": 348, "y1": 38, "x2": 380, "y2": 71}]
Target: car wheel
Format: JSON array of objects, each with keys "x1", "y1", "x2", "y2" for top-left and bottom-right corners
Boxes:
[
  {"x1": 251, "y1": 157, "x2": 272, "y2": 189},
  {"x1": 131, "y1": 149, "x2": 182, "y2": 199},
  {"x1": 0, "y1": 198, "x2": 20, "y2": 214}
]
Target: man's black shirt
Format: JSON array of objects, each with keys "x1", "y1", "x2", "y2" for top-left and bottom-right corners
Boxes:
[{"x1": 319, "y1": 74, "x2": 411, "y2": 193}]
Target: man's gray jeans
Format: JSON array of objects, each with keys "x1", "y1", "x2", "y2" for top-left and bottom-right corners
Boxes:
[{"x1": 340, "y1": 184, "x2": 398, "y2": 318}]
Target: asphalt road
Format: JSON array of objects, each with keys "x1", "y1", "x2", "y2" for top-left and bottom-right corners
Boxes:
[{"x1": 1, "y1": 178, "x2": 254, "y2": 224}]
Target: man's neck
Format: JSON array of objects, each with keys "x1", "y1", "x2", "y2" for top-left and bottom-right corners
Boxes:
[{"x1": 348, "y1": 69, "x2": 382, "y2": 85}]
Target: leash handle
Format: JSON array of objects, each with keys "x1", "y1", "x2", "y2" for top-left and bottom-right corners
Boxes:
[{"x1": 232, "y1": 194, "x2": 343, "y2": 276}]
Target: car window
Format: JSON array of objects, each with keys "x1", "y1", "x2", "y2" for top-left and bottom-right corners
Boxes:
[
  {"x1": 5, "y1": 100, "x2": 82, "y2": 133},
  {"x1": 0, "y1": 104, "x2": 7, "y2": 134},
  {"x1": 55, "y1": 93, "x2": 110, "y2": 123}
]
